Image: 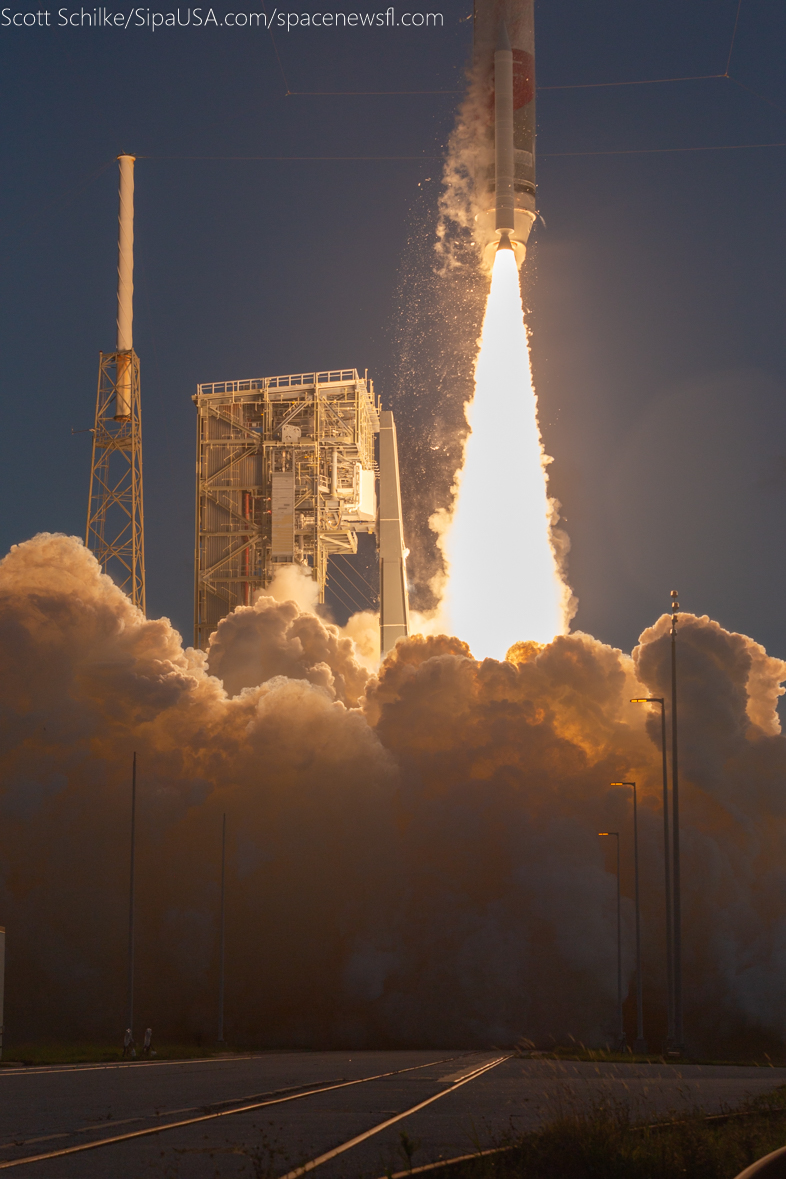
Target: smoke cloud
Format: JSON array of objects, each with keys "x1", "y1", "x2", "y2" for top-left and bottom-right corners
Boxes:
[{"x1": 2, "y1": 532, "x2": 785, "y2": 1053}]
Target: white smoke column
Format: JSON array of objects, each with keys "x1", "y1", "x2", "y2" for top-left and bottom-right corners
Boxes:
[{"x1": 443, "y1": 248, "x2": 566, "y2": 657}]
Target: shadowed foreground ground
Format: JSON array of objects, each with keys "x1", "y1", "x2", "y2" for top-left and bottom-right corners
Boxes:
[
  {"x1": 437, "y1": 1093, "x2": 786, "y2": 1179},
  {"x1": 2, "y1": 1051, "x2": 786, "y2": 1176}
]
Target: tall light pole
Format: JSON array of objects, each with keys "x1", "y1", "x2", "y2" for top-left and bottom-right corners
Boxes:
[
  {"x1": 631, "y1": 696, "x2": 674, "y2": 1047},
  {"x1": 127, "y1": 752, "x2": 137, "y2": 1042},
  {"x1": 670, "y1": 589, "x2": 685, "y2": 1052},
  {"x1": 217, "y1": 813, "x2": 226, "y2": 1045},
  {"x1": 598, "y1": 831, "x2": 624, "y2": 1051},
  {"x1": 611, "y1": 782, "x2": 645, "y2": 1054}
]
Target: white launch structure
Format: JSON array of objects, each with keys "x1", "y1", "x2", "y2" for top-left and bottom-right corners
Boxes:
[
  {"x1": 378, "y1": 412, "x2": 410, "y2": 654},
  {"x1": 194, "y1": 370, "x2": 409, "y2": 656},
  {"x1": 86, "y1": 154, "x2": 146, "y2": 611}
]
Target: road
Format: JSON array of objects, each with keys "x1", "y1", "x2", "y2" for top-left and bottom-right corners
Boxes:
[{"x1": 0, "y1": 1050, "x2": 784, "y2": 1177}]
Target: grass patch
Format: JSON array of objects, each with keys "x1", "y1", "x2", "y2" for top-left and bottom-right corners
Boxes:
[
  {"x1": 430, "y1": 1090, "x2": 786, "y2": 1179},
  {"x1": 0, "y1": 1041, "x2": 241, "y2": 1066},
  {"x1": 421, "y1": 1089, "x2": 786, "y2": 1174},
  {"x1": 517, "y1": 1044, "x2": 786, "y2": 1068}
]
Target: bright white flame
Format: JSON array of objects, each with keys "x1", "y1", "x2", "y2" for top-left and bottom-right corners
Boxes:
[{"x1": 442, "y1": 247, "x2": 567, "y2": 659}]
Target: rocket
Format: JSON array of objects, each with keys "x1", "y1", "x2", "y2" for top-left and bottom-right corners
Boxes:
[{"x1": 473, "y1": 0, "x2": 536, "y2": 268}]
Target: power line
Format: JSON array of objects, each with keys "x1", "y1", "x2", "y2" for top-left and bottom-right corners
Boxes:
[
  {"x1": 326, "y1": 574, "x2": 363, "y2": 617},
  {"x1": 327, "y1": 564, "x2": 369, "y2": 614},
  {"x1": 539, "y1": 73, "x2": 725, "y2": 91},
  {"x1": 331, "y1": 563, "x2": 372, "y2": 605},
  {"x1": 326, "y1": 562, "x2": 366, "y2": 610},
  {"x1": 332, "y1": 554, "x2": 378, "y2": 599},
  {"x1": 728, "y1": 75, "x2": 786, "y2": 116},
  {"x1": 258, "y1": 0, "x2": 292, "y2": 94},
  {"x1": 285, "y1": 89, "x2": 461, "y2": 96},
  {"x1": 138, "y1": 155, "x2": 442, "y2": 161},
  {"x1": 286, "y1": 89, "x2": 461, "y2": 94},
  {"x1": 541, "y1": 140, "x2": 786, "y2": 159},
  {"x1": 277, "y1": 2, "x2": 751, "y2": 99},
  {"x1": 727, "y1": 0, "x2": 744, "y2": 74},
  {"x1": 329, "y1": 563, "x2": 370, "y2": 613}
]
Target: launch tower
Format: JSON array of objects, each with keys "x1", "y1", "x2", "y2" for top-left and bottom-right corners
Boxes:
[
  {"x1": 85, "y1": 154, "x2": 146, "y2": 611},
  {"x1": 193, "y1": 369, "x2": 409, "y2": 655}
]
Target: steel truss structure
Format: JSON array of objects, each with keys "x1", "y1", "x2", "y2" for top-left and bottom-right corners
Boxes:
[
  {"x1": 86, "y1": 350, "x2": 146, "y2": 612},
  {"x1": 194, "y1": 369, "x2": 382, "y2": 650}
]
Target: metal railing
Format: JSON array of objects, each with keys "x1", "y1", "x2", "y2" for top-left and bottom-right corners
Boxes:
[{"x1": 197, "y1": 369, "x2": 361, "y2": 398}]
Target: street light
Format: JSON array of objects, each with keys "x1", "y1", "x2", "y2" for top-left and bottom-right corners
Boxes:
[
  {"x1": 611, "y1": 782, "x2": 646, "y2": 1054},
  {"x1": 127, "y1": 752, "x2": 137, "y2": 1048},
  {"x1": 218, "y1": 813, "x2": 227, "y2": 1045},
  {"x1": 598, "y1": 831, "x2": 624, "y2": 1051},
  {"x1": 669, "y1": 589, "x2": 684, "y2": 1052},
  {"x1": 631, "y1": 696, "x2": 674, "y2": 1047}
]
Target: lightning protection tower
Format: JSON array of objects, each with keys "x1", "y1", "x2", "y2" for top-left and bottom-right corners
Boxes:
[
  {"x1": 194, "y1": 369, "x2": 409, "y2": 656},
  {"x1": 86, "y1": 154, "x2": 146, "y2": 612}
]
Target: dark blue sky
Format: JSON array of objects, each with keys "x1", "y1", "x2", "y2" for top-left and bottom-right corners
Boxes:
[{"x1": 1, "y1": 0, "x2": 785, "y2": 656}]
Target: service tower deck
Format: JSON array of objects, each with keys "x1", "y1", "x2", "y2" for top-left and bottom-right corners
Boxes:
[{"x1": 194, "y1": 368, "x2": 408, "y2": 655}]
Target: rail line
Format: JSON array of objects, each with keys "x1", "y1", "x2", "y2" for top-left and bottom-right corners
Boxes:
[
  {"x1": 279, "y1": 1055, "x2": 510, "y2": 1178},
  {"x1": 0, "y1": 1053, "x2": 264, "y2": 1078},
  {"x1": 0, "y1": 1052, "x2": 474, "y2": 1170},
  {"x1": 0, "y1": 1076, "x2": 357, "y2": 1152}
]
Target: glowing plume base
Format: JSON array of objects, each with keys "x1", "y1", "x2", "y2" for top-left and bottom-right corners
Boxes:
[{"x1": 442, "y1": 247, "x2": 566, "y2": 660}]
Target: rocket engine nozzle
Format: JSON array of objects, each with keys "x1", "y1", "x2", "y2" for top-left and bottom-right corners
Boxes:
[
  {"x1": 475, "y1": 0, "x2": 537, "y2": 270},
  {"x1": 497, "y1": 232, "x2": 513, "y2": 252}
]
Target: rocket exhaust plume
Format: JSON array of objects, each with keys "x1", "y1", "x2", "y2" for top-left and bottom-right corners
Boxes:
[
  {"x1": 422, "y1": 0, "x2": 573, "y2": 654},
  {"x1": 441, "y1": 248, "x2": 568, "y2": 658}
]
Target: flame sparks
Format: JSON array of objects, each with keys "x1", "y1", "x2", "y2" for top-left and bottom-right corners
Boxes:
[{"x1": 442, "y1": 247, "x2": 567, "y2": 659}]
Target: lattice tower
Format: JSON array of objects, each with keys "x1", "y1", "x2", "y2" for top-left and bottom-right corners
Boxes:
[{"x1": 86, "y1": 154, "x2": 145, "y2": 612}]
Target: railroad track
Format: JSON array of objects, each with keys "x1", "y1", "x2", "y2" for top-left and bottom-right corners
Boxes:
[{"x1": 0, "y1": 1051, "x2": 509, "y2": 1172}]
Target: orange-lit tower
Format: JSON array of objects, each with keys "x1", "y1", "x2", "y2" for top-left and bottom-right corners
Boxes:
[
  {"x1": 193, "y1": 371, "x2": 409, "y2": 655},
  {"x1": 85, "y1": 154, "x2": 146, "y2": 612}
]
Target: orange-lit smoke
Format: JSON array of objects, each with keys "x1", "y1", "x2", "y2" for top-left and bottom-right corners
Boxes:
[
  {"x1": 2, "y1": 533, "x2": 786, "y2": 1054},
  {"x1": 439, "y1": 248, "x2": 571, "y2": 657}
]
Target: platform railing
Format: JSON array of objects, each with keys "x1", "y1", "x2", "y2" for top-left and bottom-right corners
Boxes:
[{"x1": 197, "y1": 370, "x2": 361, "y2": 398}]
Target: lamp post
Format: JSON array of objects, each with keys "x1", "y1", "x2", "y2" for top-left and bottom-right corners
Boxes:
[
  {"x1": 670, "y1": 590, "x2": 684, "y2": 1052},
  {"x1": 631, "y1": 696, "x2": 674, "y2": 1048},
  {"x1": 127, "y1": 752, "x2": 137, "y2": 1046},
  {"x1": 611, "y1": 782, "x2": 645, "y2": 1054},
  {"x1": 218, "y1": 813, "x2": 226, "y2": 1045},
  {"x1": 598, "y1": 830, "x2": 624, "y2": 1051}
]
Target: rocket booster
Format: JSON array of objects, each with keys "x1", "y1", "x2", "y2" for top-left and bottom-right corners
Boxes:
[
  {"x1": 473, "y1": 0, "x2": 536, "y2": 267},
  {"x1": 495, "y1": 23, "x2": 515, "y2": 238}
]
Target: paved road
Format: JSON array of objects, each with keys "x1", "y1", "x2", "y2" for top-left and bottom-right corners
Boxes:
[{"x1": 1, "y1": 1051, "x2": 785, "y2": 1177}]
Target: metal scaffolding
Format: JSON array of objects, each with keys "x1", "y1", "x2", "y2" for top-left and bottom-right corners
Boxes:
[
  {"x1": 194, "y1": 368, "x2": 408, "y2": 653},
  {"x1": 86, "y1": 350, "x2": 145, "y2": 610},
  {"x1": 85, "y1": 154, "x2": 146, "y2": 613}
]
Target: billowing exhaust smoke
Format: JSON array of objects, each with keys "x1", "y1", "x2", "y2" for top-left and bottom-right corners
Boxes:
[{"x1": 1, "y1": 532, "x2": 785, "y2": 1053}]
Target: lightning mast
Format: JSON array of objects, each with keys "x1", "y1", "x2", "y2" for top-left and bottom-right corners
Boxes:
[{"x1": 86, "y1": 154, "x2": 146, "y2": 612}]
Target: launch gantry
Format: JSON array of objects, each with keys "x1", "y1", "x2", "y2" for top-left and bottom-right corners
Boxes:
[
  {"x1": 194, "y1": 369, "x2": 409, "y2": 655},
  {"x1": 86, "y1": 154, "x2": 146, "y2": 612}
]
